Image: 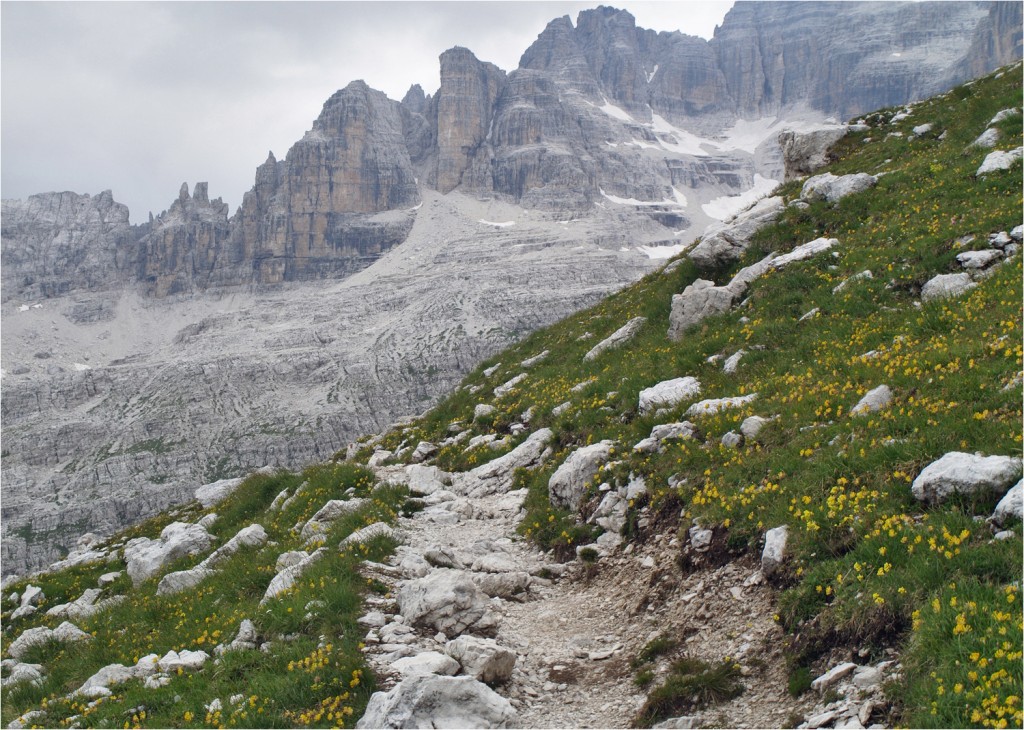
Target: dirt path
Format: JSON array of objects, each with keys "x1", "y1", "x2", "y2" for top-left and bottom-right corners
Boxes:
[{"x1": 359, "y1": 477, "x2": 819, "y2": 729}]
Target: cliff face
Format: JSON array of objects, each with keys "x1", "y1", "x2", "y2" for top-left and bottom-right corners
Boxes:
[{"x1": 0, "y1": 191, "x2": 135, "y2": 303}]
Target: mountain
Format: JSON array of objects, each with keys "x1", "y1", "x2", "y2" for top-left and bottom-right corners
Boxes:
[
  {"x1": 1, "y1": 61, "x2": 1020, "y2": 730},
  {"x1": 1, "y1": 2, "x2": 1020, "y2": 576}
]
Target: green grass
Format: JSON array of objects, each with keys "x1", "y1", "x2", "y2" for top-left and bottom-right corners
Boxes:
[
  {"x1": 1, "y1": 463, "x2": 404, "y2": 729},
  {"x1": 632, "y1": 657, "x2": 745, "y2": 727}
]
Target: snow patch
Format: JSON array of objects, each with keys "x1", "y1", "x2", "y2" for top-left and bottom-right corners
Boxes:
[
  {"x1": 597, "y1": 96, "x2": 634, "y2": 122},
  {"x1": 479, "y1": 220, "x2": 515, "y2": 228},
  {"x1": 701, "y1": 174, "x2": 781, "y2": 220},
  {"x1": 646, "y1": 64, "x2": 659, "y2": 83},
  {"x1": 638, "y1": 243, "x2": 688, "y2": 260},
  {"x1": 18, "y1": 304, "x2": 29, "y2": 312},
  {"x1": 73, "y1": 363, "x2": 91, "y2": 372},
  {"x1": 599, "y1": 188, "x2": 687, "y2": 209}
]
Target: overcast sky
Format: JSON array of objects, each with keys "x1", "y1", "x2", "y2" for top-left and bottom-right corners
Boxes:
[{"x1": 1, "y1": 1, "x2": 733, "y2": 223}]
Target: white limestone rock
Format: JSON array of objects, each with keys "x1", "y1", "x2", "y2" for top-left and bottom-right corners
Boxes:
[
  {"x1": 721, "y1": 431, "x2": 744, "y2": 448},
  {"x1": 584, "y1": 317, "x2": 646, "y2": 361},
  {"x1": 548, "y1": 440, "x2": 616, "y2": 511},
  {"x1": 19, "y1": 585, "x2": 43, "y2": 608},
  {"x1": 761, "y1": 525, "x2": 789, "y2": 577},
  {"x1": 688, "y1": 196, "x2": 785, "y2": 268},
  {"x1": 911, "y1": 453, "x2": 1022, "y2": 505},
  {"x1": 770, "y1": 237, "x2": 839, "y2": 269},
  {"x1": 850, "y1": 385, "x2": 893, "y2": 417},
  {"x1": 2, "y1": 662, "x2": 44, "y2": 688},
  {"x1": 458, "y1": 428, "x2": 553, "y2": 497},
  {"x1": 357, "y1": 674, "x2": 515, "y2": 729},
  {"x1": 261, "y1": 548, "x2": 327, "y2": 603},
  {"x1": 977, "y1": 146, "x2": 1024, "y2": 176},
  {"x1": 195, "y1": 476, "x2": 245, "y2": 509},
  {"x1": 685, "y1": 393, "x2": 757, "y2": 418},
  {"x1": 76, "y1": 663, "x2": 135, "y2": 695},
  {"x1": 7, "y1": 621, "x2": 90, "y2": 659},
  {"x1": 390, "y1": 651, "x2": 460, "y2": 677},
  {"x1": 800, "y1": 172, "x2": 877, "y2": 203},
  {"x1": 740, "y1": 416, "x2": 771, "y2": 441},
  {"x1": 300, "y1": 499, "x2": 367, "y2": 543},
  {"x1": 445, "y1": 635, "x2": 517, "y2": 683},
  {"x1": 404, "y1": 464, "x2": 451, "y2": 495},
  {"x1": 811, "y1": 661, "x2": 857, "y2": 692},
  {"x1": 123, "y1": 521, "x2": 216, "y2": 586},
  {"x1": 991, "y1": 480, "x2": 1023, "y2": 527},
  {"x1": 668, "y1": 280, "x2": 735, "y2": 339},
  {"x1": 494, "y1": 374, "x2": 526, "y2": 398},
  {"x1": 339, "y1": 522, "x2": 395, "y2": 549},
  {"x1": 397, "y1": 569, "x2": 498, "y2": 637},
  {"x1": 921, "y1": 272, "x2": 976, "y2": 302},
  {"x1": 638, "y1": 377, "x2": 701, "y2": 415},
  {"x1": 520, "y1": 351, "x2": 549, "y2": 368},
  {"x1": 956, "y1": 249, "x2": 1003, "y2": 269},
  {"x1": 633, "y1": 422, "x2": 701, "y2": 453},
  {"x1": 410, "y1": 441, "x2": 438, "y2": 464},
  {"x1": 157, "y1": 649, "x2": 209, "y2": 673},
  {"x1": 275, "y1": 550, "x2": 309, "y2": 572},
  {"x1": 474, "y1": 404, "x2": 496, "y2": 420},
  {"x1": 157, "y1": 566, "x2": 216, "y2": 597},
  {"x1": 723, "y1": 350, "x2": 745, "y2": 374}
]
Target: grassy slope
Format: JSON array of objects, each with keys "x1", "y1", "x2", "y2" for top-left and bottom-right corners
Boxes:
[
  {"x1": 2, "y1": 64, "x2": 1021, "y2": 729},
  {"x1": 364, "y1": 63, "x2": 1023, "y2": 728}
]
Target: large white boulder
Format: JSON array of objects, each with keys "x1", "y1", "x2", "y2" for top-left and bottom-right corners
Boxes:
[
  {"x1": 458, "y1": 428, "x2": 553, "y2": 497},
  {"x1": 638, "y1": 377, "x2": 702, "y2": 415},
  {"x1": 123, "y1": 522, "x2": 216, "y2": 586},
  {"x1": 779, "y1": 127, "x2": 849, "y2": 179},
  {"x1": 921, "y1": 272, "x2": 976, "y2": 302},
  {"x1": 398, "y1": 569, "x2": 498, "y2": 637},
  {"x1": 688, "y1": 196, "x2": 785, "y2": 268},
  {"x1": 548, "y1": 441, "x2": 616, "y2": 511},
  {"x1": 357, "y1": 674, "x2": 516, "y2": 729},
  {"x1": 445, "y1": 636, "x2": 517, "y2": 684},
  {"x1": 157, "y1": 649, "x2": 209, "y2": 673},
  {"x1": 992, "y1": 480, "x2": 1023, "y2": 527},
  {"x1": 911, "y1": 453, "x2": 1022, "y2": 505},
  {"x1": 668, "y1": 280, "x2": 734, "y2": 340},
  {"x1": 390, "y1": 651, "x2": 460, "y2": 678},
  {"x1": 977, "y1": 146, "x2": 1024, "y2": 176},
  {"x1": 685, "y1": 394, "x2": 757, "y2": 418},
  {"x1": 261, "y1": 548, "x2": 327, "y2": 603},
  {"x1": 8, "y1": 622, "x2": 90, "y2": 660},
  {"x1": 800, "y1": 172, "x2": 877, "y2": 203},
  {"x1": 195, "y1": 476, "x2": 245, "y2": 509},
  {"x1": 76, "y1": 663, "x2": 136, "y2": 695}
]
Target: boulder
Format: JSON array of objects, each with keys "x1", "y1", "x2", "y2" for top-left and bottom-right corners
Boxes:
[
  {"x1": 77, "y1": 663, "x2": 135, "y2": 695},
  {"x1": 685, "y1": 394, "x2": 757, "y2": 417},
  {"x1": 474, "y1": 404, "x2": 496, "y2": 420},
  {"x1": 494, "y1": 374, "x2": 526, "y2": 398},
  {"x1": 157, "y1": 566, "x2": 216, "y2": 597},
  {"x1": 688, "y1": 196, "x2": 784, "y2": 268},
  {"x1": 800, "y1": 172, "x2": 877, "y2": 203},
  {"x1": 633, "y1": 421, "x2": 701, "y2": 452},
  {"x1": 977, "y1": 146, "x2": 1024, "y2": 176},
  {"x1": 779, "y1": 127, "x2": 849, "y2": 180},
  {"x1": 357, "y1": 674, "x2": 516, "y2": 729},
  {"x1": 740, "y1": 416, "x2": 771, "y2": 441},
  {"x1": 261, "y1": 548, "x2": 327, "y2": 603},
  {"x1": 459, "y1": 428, "x2": 553, "y2": 496},
  {"x1": 468, "y1": 571, "x2": 532, "y2": 600},
  {"x1": 761, "y1": 525, "x2": 789, "y2": 577},
  {"x1": 520, "y1": 351, "x2": 549, "y2": 368},
  {"x1": 1, "y1": 662, "x2": 44, "y2": 688},
  {"x1": 398, "y1": 569, "x2": 498, "y2": 637},
  {"x1": 638, "y1": 377, "x2": 702, "y2": 415},
  {"x1": 8, "y1": 621, "x2": 90, "y2": 660},
  {"x1": 445, "y1": 636, "x2": 517, "y2": 683},
  {"x1": 404, "y1": 464, "x2": 451, "y2": 495},
  {"x1": 548, "y1": 441, "x2": 616, "y2": 511},
  {"x1": 123, "y1": 521, "x2": 216, "y2": 586},
  {"x1": 911, "y1": 452, "x2": 1022, "y2": 505},
  {"x1": 584, "y1": 317, "x2": 646, "y2": 361},
  {"x1": 410, "y1": 441, "x2": 439, "y2": 464},
  {"x1": 19, "y1": 585, "x2": 43, "y2": 608},
  {"x1": 339, "y1": 522, "x2": 395, "y2": 549},
  {"x1": 811, "y1": 661, "x2": 857, "y2": 692},
  {"x1": 770, "y1": 237, "x2": 839, "y2": 269},
  {"x1": 956, "y1": 249, "x2": 1003, "y2": 269},
  {"x1": 721, "y1": 431, "x2": 744, "y2": 448},
  {"x1": 157, "y1": 649, "x2": 209, "y2": 673},
  {"x1": 195, "y1": 476, "x2": 246, "y2": 509},
  {"x1": 921, "y1": 272, "x2": 976, "y2": 302},
  {"x1": 991, "y1": 480, "x2": 1023, "y2": 527},
  {"x1": 390, "y1": 651, "x2": 461, "y2": 677},
  {"x1": 850, "y1": 385, "x2": 893, "y2": 417},
  {"x1": 668, "y1": 280, "x2": 734, "y2": 339},
  {"x1": 300, "y1": 499, "x2": 366, "y2": 543},
  {"x1": 275, "y1": 550, "x2": 309, "y2": 572}
]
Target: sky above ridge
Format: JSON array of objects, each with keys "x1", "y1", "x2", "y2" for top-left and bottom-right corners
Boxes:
[{"x1": 1, "y1": 1, "x2": 733, "y2": 223}]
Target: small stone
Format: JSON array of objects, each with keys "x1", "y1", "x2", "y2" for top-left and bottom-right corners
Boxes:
[{"x1": 812, "y1": 662, "x2": 857, "y2": 692}]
